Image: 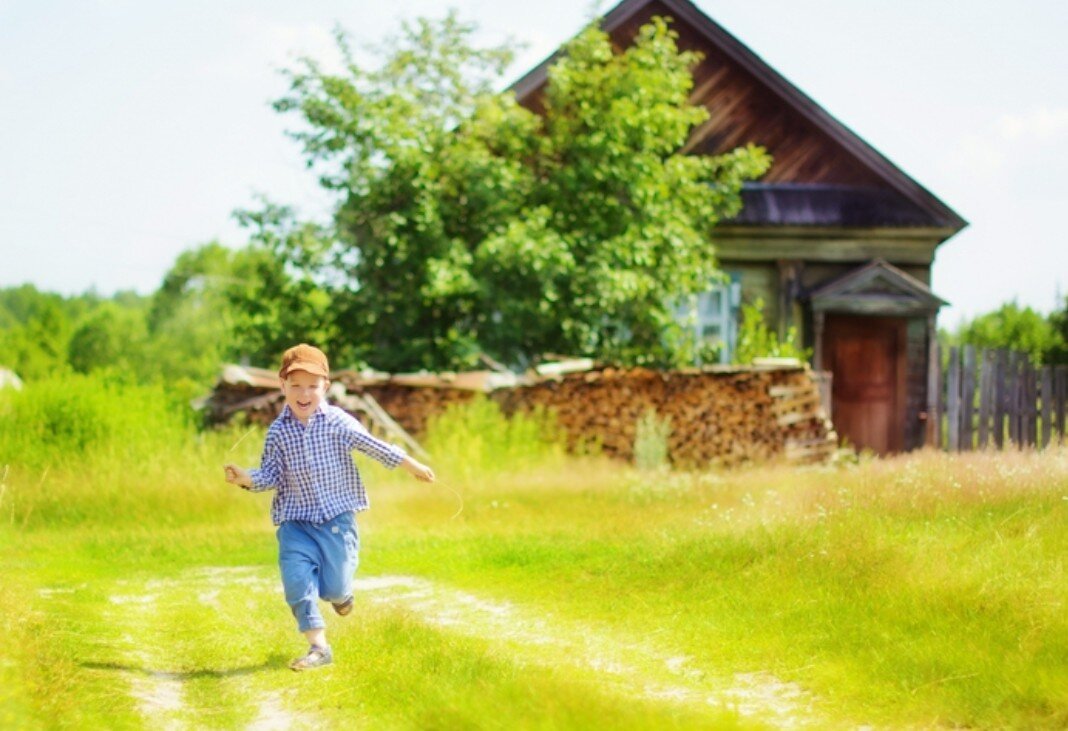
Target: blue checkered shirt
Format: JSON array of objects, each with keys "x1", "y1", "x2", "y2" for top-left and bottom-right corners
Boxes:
[{"x1": 248, "y1": 403, "x2": 407, "y2": 525}]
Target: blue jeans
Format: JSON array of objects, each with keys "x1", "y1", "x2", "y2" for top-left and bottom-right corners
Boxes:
[{"x1": 277, "y1": 511, "x2": 359, "y2": 633}]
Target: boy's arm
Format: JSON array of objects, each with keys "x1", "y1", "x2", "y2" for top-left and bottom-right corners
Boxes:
[
  {"x1": 338, "y1": 411, "x2": 409, "y2": 469},
  {"x1": 400, "y1": 454, "x2": 435, "y2": 482},
  {"x1": 224, "y1": 430, "x2": 281, "y2": 492}
]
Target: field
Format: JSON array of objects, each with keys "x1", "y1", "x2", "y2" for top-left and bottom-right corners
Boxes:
[{"x1": 1, "y1": 377, "x2": 1066, "y2": 729}]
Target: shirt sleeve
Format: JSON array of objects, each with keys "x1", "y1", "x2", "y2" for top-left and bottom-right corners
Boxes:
[
  {"x1": 336, "y1": 409, "x2": 408, "y2": 469},
  {"x1": 248, "y1": 427, "x2": 282, "y2": 492}
]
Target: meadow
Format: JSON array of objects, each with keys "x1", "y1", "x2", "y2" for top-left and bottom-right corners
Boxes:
[{"x1": 0, "y1": 376, "x2": 1066, "y2": 729}]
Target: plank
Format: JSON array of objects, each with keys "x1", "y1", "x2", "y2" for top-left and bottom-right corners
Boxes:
[
  {"x1": 1040, "y1": 366, "x2": 1053, "y2": 449},
  {"x1": 993, "y1": 349, "x2": 1007, "y2": 448},
  {"x1": 977, "y1": 349, "x2": 994, "y2": 448},
  {"x1": 961, "y1": 345, "x2": 976, "y2": 450},
  {"x1": 946, "y1": 346, "x2": 961, "y2": 452}
]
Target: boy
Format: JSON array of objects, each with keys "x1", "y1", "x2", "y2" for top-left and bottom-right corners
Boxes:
[{"x1": 224, "y1": 343, "x2": 434, "y2": 671}]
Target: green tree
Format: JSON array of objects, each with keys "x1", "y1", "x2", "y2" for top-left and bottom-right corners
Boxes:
[
  {"x1": 68, "y1": 301, "x2": 148, "y2": 376},
  {"x1": 228, "y1": 204, "x2": 347, "y2": 368},
  {"x1": 947, "y1": 301, "x2": 1064, "y2": 365},
  {"x1": 267, "y1": 12, "x2": 769, "y2": 370},
  {"x1": 0, "y1": 294, "x2": 73, "y2": 380},
  {"x1": 1043, "y1": 295, "x2": 1068, "y2": 365},
  {"x1": 144, "y1": 242, "x2": 242, "y2": 385}
]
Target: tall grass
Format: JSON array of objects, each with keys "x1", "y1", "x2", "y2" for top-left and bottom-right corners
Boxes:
[
  {"x1": 0, "y1": 374, "x2": 264, "y2": 528},
  {"x1": 633, "y1": 407, "x2": 672, "y2": 470},
  {"x1": 421, "y1": 396, "x2": 566, "y2": 483}
]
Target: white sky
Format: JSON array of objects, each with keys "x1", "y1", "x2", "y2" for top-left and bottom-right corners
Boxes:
[{"x1": 0, "y1": 0, "x2": 1065, "y2": 326}]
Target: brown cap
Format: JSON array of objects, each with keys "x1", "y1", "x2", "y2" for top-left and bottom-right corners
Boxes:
[{"x1": 279, "y1": 343, "x2": 330, "y2": 379}]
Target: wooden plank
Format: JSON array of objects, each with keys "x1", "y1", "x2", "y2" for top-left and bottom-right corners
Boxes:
[
  {"x1": 961, "y1": 345, "x2": 976, "y2": 450},
  {"x1": 946, "y1": 346, "x2": 961, "y2": 452},
  {"x1": 1004, "y1": 352, "x2": 1017, "y2": 446},
  {"x1": 1057, "y1": 366, "x2": 1068, "y2": 442},
  {"x1": 992, "y1": 350, "x2": 1006, "y2": 448},
  {"x1": 1025, "y1": 361, "x2": 1038, "y2": 447},
  {"x1": 1026, "y1": 357, "x2": 1038, "y2": 447},
  {"x1": 1040, "y1": 366, "x2": 1054, "y2": 449},
  {"x1": 1016, "y1": 353, "x2": 1028, "y2": 447},
  {"x1": 977, "y1": 349, "x2": 994, "y2": 448}
]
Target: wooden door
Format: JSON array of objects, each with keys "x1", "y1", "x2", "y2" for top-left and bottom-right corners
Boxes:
[{"x1": 822, "y1": 315, "x2": 907, "y2": 454}]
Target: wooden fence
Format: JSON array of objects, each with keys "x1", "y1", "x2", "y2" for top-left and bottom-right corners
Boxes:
[{"x1": 934, "y1": 345, "x2": 1068, "y2": 450}]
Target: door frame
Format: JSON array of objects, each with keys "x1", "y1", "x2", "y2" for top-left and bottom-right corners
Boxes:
[{"x1": 820, "y1": 314, "x2": 908, "y2": 454}]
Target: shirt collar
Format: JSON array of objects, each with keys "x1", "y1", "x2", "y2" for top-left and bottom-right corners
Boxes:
[{"x1": 280, "y1": 402, "x2": 328, "y2": 425}]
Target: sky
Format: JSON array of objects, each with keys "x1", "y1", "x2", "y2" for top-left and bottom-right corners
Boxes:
[{"x1": 0, "y1": 0, "x2": 1065, "y2": 326}]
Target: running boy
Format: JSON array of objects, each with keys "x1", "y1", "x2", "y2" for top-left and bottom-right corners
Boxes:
[{"x1": 224, "y1": 343, "x2": 434, "y2": 670}]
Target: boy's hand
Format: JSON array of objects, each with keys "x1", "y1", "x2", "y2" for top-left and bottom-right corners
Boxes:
[
  {"x1": 224, "y1": 464, "x2": 253, "y2": 490},
  {"x1": 402, "y1": 456, "x2": 435, "y2": 483}
]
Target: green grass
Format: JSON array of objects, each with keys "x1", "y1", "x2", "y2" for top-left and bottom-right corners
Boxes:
[{"x1": 1, "y1": 377, "x2": 1066, "y2": 728}]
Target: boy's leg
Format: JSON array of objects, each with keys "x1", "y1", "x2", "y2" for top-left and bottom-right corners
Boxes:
[
  {"x1": 277, "y1": 521, "x2": 327, "y2": 636},
  {"x1": 317, "y1": 511, "x2": 359, "y2": 608}
]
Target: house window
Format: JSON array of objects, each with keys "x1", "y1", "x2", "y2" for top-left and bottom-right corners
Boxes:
[{"x1": 675, "y1": 275, "x2": 741, "y2": 364}]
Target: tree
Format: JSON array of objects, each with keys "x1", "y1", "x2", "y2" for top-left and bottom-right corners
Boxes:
[
  {"x1": 945, "y1": 300, "x2": 1065, "y2": 365},
  {"x1": 68, "y1": 301, "x2": 148, "y2": 376},
  {"x1": 1045, "y1": 295, "x2": 1068, "y2": 364},
  {"x1": 267, "y1": 12, "x2": 770, "y2": 370}
]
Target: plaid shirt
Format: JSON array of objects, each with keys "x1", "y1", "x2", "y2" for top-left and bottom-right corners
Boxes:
[{"x1": 249, "y1": 403, "x2": 407, "y2": 525}]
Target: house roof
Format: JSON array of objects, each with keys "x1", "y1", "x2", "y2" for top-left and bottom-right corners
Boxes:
[
  {"x1": 732, "y1": 183, "x2": 936, "y2": 228},
  {"x1": 807, "y1": 258, "x2": 948, "y2": 315},
  {"x1": 509, "y1": 0, "x2": 967, "y2": 237}
]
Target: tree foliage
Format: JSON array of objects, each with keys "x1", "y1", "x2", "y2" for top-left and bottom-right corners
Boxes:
[
  {"x1": 264, "y1": 12, "x2": 770, "y2": 370},
  {"x1": 944, "y1": 300, "x2": 1066, "y2": 365}
]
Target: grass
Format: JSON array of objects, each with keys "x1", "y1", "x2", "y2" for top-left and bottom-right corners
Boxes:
[{"x1": 1, "y1": 376, "x2": 1066, "y2": 728}]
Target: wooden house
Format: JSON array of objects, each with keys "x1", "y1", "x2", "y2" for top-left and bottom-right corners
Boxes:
[{"x1": 509, "y1": 0, "x2": 966, "y2": 454}]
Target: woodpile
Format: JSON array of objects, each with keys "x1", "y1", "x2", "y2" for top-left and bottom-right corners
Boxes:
[
  {"x1": 493, "y1": 365, "x2": 836, "y2": 466},
  {"x1": 203, "y1": 361, "x2": 836, "y2": 467}
]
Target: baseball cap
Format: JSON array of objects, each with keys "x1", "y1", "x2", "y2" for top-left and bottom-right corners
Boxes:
[{"x1": 279, "y1": 343, "x2": 330, "y2": 379}]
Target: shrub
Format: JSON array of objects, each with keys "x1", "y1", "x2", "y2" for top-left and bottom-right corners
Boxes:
[{"x1": 633, "y1": 408, "x2": 672, "y2": 471}]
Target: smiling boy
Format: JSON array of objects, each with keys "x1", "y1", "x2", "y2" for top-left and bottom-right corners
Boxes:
[{"x1": 224, "y1": 343, "x2": 434, "y2": 670}]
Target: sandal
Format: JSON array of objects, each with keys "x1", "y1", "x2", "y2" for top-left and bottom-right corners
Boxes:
[
  {"x1": 289, "y1": 644, "x2": 333, "y2": 671},
  {"x1": 332, "y1": 595, "x2": 354, "y2": 616}
]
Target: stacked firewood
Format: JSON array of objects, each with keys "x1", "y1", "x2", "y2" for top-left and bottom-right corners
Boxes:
[
  {"x1": 204, "y1": 362, "x2": 835, "y2": 466},
  {"x1": 494, "y1": 366, "x2": 835, "y2": 466},
  {"x1": 357, "y1": 384, "x2": 477, "y2": 437}
]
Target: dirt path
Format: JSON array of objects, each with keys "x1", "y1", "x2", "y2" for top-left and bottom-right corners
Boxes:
[
  {"x1": 75, "y1": 568, "x2": 826, "y2": 728},
  {"x1": 105, "y1": 588, "x2": 187, "y2": 731},
  {"x1": 354, "y1": 574, "x2": 823, "y2": 728}
]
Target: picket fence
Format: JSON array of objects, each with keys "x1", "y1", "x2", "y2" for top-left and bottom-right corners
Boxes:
[{"x1": 934, "y1": 346, "x2": 1068, "y2": 450}]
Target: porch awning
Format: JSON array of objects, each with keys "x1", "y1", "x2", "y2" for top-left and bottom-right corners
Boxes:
[{"x1": 807, "y1": 258, "x2": 947, "y2": 316}]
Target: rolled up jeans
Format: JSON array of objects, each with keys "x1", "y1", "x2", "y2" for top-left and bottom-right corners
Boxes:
[{"x1": 277, "y1": 511, "x2": 359, "y2": 633}]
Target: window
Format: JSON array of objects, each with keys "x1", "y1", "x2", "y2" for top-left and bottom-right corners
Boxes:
[{"x1": 675, "y1": 275, "x2": 741, "y2": 364}]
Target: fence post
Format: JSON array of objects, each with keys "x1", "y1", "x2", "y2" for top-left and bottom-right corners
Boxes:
[
  {"x1": 1041, "y1": 366, "x2": 1053, "y2": 449},
  {"x1": 993, "y1": 349, "x2": 1007, "y2": 448},
  {"x1": 978, "y1": 349, "x2": 994, "y2": 449},
  {"x1": 961, "y1": 345, "x2": 976, "y2": 450},
  {"x1": 947, "y1": 346, "x2": 961, "y2": 452},
  {"x1": 1057, "y1": 366, "x2": 1068, "y2": 443},
  {"x1": 1006, "y1": 352, "x2": 1020, "y2": 447},
  {"x1": 1025, "y1": 361, "x2": 1038, "y2": 447}
]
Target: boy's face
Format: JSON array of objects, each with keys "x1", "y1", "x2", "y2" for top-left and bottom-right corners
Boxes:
[{"x1": 280, "y1": 369, "x2": 328, "y2": 423}]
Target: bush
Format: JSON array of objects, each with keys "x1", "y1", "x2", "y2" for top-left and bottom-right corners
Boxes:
[
  {"x1": 0, "y1": 373, "x2": 193, "y2": 470},
  {"x1": 633, "y1": 408, "x2": 672, "y2": 470},
  {"x1": 734, "y1": 297, "x2": 810, "y2": 364}
]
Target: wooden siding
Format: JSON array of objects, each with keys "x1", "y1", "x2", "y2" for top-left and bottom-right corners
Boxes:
[{"x1": 603, "y1": 2, "x2": 887, "y2": 186}]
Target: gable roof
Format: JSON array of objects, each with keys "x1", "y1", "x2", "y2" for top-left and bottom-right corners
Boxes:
[
  {"x1": 509, "y1": 0, "x2": 967, "y2": 236},
  {"x1": 808, "y1": 258, "x2": 948, "y2": 315}
]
